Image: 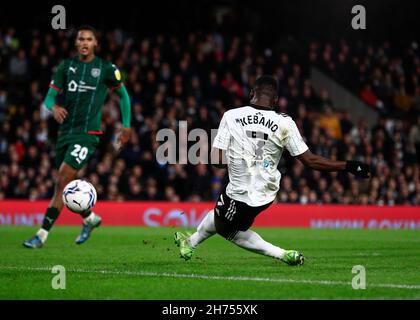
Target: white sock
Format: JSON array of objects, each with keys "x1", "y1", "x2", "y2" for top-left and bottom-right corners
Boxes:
[
  {"x1": 188, "y1": 210, "x2": 217, "y2": 248},
  {"x1": 231, "y1": 229, "x2": 286, "y2": 260},
  {"x1": 83, "y1": 212, "x2": 96, "y2": 224},
  {"x1": 36, "y1": 228, "x2": 49, "y2": 243}
]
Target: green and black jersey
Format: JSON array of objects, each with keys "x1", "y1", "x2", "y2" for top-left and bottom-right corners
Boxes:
[{"x1": 49, "y1": 56, "x2": 123, "y2": 135}]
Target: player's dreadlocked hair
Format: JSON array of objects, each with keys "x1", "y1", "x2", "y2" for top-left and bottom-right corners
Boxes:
[{"x1": 253, "y1": 75, "x2": 279, "y2": 100}]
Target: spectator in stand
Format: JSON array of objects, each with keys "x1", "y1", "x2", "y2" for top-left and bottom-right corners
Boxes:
[
  {"x1": 360, "y1": 83, "x2": 384, "y2": 111},
  {"x1": 318, "y1": 105, "x2": 342, "y2": 140}
]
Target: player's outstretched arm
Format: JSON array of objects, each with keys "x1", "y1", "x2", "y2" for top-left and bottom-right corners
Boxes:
[{"x1": 297, "y1": 149, "x2": 371, "y2": 178}]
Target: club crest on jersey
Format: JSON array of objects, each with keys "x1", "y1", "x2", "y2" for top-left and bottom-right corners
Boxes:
[{"x1": 91, "y1": 68, "x2": 101, "y2": 78}]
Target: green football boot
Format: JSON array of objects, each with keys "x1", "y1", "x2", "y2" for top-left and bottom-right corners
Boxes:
[
  {"x1": 174, "y1": 232, "x2": 194, "y2": 261},
  {"x1": 281, "y1": 250, "x2": 305, "y2": 266}
]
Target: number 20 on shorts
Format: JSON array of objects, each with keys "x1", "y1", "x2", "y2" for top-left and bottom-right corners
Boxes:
[{"x1": 70, "y1": 144, "x2": 88, "y2": 164}]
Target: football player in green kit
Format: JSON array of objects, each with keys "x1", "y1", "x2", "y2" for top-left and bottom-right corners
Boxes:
[{"x1": 23, "y1": 26, "x2": 132, "y2": 248}]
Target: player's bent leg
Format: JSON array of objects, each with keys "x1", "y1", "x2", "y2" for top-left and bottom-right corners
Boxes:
[
  {"x1": 59, "y1": 137, "x2": 102, "y2": 244},
  {"x1": 189, "y1": 209, "x2": 217, "y2": 247},
  {"x1": 214, "y1": 203, "x2": 305, "y2": 266},
  {"x1": 214, "y1": 195, "x2": 304, "y2": 266},
  {"x1": 51, "y1": 162, "x2": 79, "y2": 209},
  {"x1": 230, "y1": 229, "x2": 304, "y2": 266},
  {"x1": 22, "y1": 163, "x2": 78, "y2": 249},
  {"x1": 229, "y1": 229, "x2": 285, "y2": 258},
  {"x1": 174, "y1": 209, "x2": 217, "y2": 260}
]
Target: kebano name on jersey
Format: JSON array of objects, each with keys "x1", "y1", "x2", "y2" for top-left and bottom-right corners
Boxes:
[{"x1": 235, "y1": 113, "x2": 278, "y2": 132}]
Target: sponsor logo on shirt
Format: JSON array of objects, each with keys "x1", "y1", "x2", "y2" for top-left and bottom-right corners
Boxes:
[{"x1": 68, "y1": 80, "x2": 97, "y2": 92}]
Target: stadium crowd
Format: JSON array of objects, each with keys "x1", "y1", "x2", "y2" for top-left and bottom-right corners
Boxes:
[
  {"x1": 0, "y1": 27, "x2": 419, "y2": 205},
  {"x1": 309, "y1": 39, "x2": 420, "y2": 116}
]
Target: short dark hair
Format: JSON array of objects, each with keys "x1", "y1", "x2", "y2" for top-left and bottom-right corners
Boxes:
[
  {"x1": 76, "y1": 25, "x2": 97, "y2": 38},
  {"x1": 253, "y1": 75, "x2": 278, "y2": 98}
]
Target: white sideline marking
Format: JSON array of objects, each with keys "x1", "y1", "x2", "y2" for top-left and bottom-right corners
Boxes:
[{"x1": 1, "y1": 266, "x2": 420, "y2": 290}]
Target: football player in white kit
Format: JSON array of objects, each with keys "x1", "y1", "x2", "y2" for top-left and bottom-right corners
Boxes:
[{"x1": 175, "y1": 75, "x2": 370, "y2": 266}]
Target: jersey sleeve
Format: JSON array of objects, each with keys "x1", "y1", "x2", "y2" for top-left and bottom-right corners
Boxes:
[
  {"x1": 105, "y1": 63, "x2": 123, "y2": 90},
  {"x1": 212, "y1": 113, "x2": 231, "y2": 150},
  {"x1": 49, "y1": 61, "x2": 66, "y2": 92},
  {"x1": 284, "y1": 119, "x2": 309, "y2": 156}
]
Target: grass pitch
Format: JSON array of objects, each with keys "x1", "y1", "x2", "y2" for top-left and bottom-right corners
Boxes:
[{"x1": 0, "y1": 226, "x2": 419, "y2": 299}]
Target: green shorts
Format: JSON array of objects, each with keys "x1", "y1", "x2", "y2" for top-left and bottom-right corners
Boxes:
[{"x1": 55, "y1": 134, "x2": 100, "y2": 170}]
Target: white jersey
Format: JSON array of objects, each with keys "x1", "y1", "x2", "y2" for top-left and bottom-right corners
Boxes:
[{"x1": 213, "y1": 105, "x2": 308, "y2": 207}]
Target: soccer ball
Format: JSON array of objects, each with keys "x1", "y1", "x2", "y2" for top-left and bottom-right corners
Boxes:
[{"x1": 62, "y1": 179, "x2": 97, "y2": 213}]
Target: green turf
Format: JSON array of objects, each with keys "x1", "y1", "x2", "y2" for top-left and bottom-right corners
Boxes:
[{"x1": 0, "y1": 226, "x2": 419, "y2": 299}]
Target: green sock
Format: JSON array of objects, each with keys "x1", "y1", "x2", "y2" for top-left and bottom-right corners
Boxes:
[{"x1": 41, "y1": 207, "x2": 60, "y2": 231}]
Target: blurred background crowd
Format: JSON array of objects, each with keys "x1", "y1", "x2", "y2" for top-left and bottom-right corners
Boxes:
[
  {"x1": 0, "y1": 27, "x2": 419, "y2": 205},
  {"x1": 0, "y1": 1, "x2": 419, "y2": 206}
]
